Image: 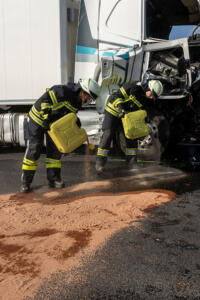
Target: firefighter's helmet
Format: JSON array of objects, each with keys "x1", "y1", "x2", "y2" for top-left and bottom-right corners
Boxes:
[
  {"x1": 80, "y1": 78, "x2": 100, "y2": 100},
  {"x1": 148, "y1": 80, "x2": 163, "y2": 98}
]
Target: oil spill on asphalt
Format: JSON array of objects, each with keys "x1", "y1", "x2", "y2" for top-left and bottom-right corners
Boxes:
[{"x1": 0, "y1": 229, "x2": 92, "y2": 278}]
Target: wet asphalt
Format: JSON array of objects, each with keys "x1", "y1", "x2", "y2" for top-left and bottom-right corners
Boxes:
[
  {"x1": 0, "y1": 145, "x2": 199, "y2": 196},
  {"x1": 1, "y1": 146, "x2": 200, "y2": 299}
]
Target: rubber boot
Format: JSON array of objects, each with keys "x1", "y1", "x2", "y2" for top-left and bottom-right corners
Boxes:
[
  {"x1": 20, "y1": 170, "x2": 35, "y2": 193},
  {"x1": 95, "y1": 156, "x2": 107, "y2": 173},
  {"x1": 47, "y1": 168, "x2": 65, "y2": 189},
  {"x1": 20, "y1": 184, "x2": 31, "y2": 193},
  {"x1": 126, "y1": 155, "x2": 142, "y2": 169},
  {"x1": 49, "y1": 180, "x2": 65, "y2": 188}
]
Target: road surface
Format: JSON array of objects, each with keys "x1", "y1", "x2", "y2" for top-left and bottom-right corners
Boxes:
[{"x1": 0, "y1": 148, "x2": 200, "y2": 299}]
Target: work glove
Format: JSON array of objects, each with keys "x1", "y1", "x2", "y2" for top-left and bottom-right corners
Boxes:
[
  {"x1": 41, "y1": 107, "x2": 52, "y2": 118},
  {"x1": 43, "y1": 119, "x2": 50, "y2": 131},
  {"x1": 76, "y1": 117, "x2": 81, "y2": 127},
  {"x1": 119, "y1": 109, "x2": 126, "y2": 118}
]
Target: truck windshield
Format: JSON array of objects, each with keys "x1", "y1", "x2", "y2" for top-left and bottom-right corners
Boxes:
[
  {"x1": 169, "y1": 25, "x2": 197, "y2": 40},
  {"x1": 146, "y1": 0, "x2": 200, "y2": 40}
]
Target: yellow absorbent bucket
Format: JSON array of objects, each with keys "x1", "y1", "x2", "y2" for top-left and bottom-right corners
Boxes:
[
  {"x1": 48, "y1": 113, "x2": 88, "y2": 153},
  {"x1": 122, "y1": 110, "x2": 151, "y2": 139}
]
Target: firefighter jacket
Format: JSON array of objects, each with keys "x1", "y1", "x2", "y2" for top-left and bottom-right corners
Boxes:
[
  {"x1": 105, "y1": 83, "x2": 147, "y2": 118},
  {"x1": 29, "y1": 83, "x2": 82, "y2": 127}
]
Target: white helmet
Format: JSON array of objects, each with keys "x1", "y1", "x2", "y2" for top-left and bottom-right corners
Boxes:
[
  {"x1": 148, "y1": 80, "x2": 163, "y2": 98},
  {"x1": 80, "y1": 78, "x2": 100, "y2": 100}
]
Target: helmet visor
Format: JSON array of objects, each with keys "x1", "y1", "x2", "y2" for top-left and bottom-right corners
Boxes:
[{"x1": 89, "y1": 91, "x2": 98, "y2": 100}]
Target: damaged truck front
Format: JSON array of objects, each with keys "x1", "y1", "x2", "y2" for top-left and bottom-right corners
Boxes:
[{"x1": 93, "y1": 0, "x2": 200, "y2": 168}]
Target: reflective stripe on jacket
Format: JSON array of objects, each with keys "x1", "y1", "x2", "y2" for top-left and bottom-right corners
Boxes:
[
  {"x1": 29, "y1": 84, "x2": 81, "y2": 127},
  {"x1": 105, "y1": 85, "x2": 144, "y2": 118}
]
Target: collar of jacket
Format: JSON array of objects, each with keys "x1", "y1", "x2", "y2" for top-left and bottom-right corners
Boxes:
[{"x1": 67, "y1": 82, "x2": 82, "y2": 94}]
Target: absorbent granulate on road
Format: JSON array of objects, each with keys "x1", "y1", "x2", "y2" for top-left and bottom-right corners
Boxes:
[{"x1": 1, "y1": 185, "x2": 200, "y2": 299}]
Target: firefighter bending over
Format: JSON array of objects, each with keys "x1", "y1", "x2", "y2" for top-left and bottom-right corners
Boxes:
[
  {"x1": 95, "y1": 80, "x2": 163, "y2": 173},
  {"x1": 20, "y1": 78, "x2": 100, "y2": 193}
]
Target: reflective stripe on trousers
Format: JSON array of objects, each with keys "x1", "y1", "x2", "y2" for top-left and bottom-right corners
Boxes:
[
  {"x1": 97, "y1": 148, "x2": 109, "y2": 157},
  {"x1": 125, "y1": 148, "x2": 137, "y2": 156},
  {"x1": 22, "y1": 157, "x2": 38, "y2": 171},
  {"x1": 46, "y1": 158, "x2": 61, "y2": 169}
]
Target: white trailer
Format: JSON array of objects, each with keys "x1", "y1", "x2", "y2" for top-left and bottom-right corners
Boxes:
[
  {"x1": 0, "y1": 0, "x2": 84, "y2": 145},
  {"x1": 0, "y1": 0, "x2": 80, "y2": 105}
]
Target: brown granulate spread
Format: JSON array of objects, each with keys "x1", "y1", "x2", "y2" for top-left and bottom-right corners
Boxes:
[{"x1": 0, "y1": 188, "x2": 175, "y2": 299}]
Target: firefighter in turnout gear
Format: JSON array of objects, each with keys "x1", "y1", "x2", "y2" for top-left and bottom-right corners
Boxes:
[
  {"x1": 95, "y1": 80, "x2": 163, "y2": 173},
  {"x1": 20, "y1": 78, "x2": 100, "y2": 193}
]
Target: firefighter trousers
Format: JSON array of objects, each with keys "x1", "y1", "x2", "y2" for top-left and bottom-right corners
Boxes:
[
  {"x1": 96, "y1": 111, "x2": 138, "y2": 164},
  {"x1": 21, "y1": 118, "x2": 62, "y2": 185}
]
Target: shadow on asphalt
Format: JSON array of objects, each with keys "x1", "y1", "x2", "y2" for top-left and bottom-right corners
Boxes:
[{"x1": 1, "y1": 148, "x2": 200, "y2": 196}]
